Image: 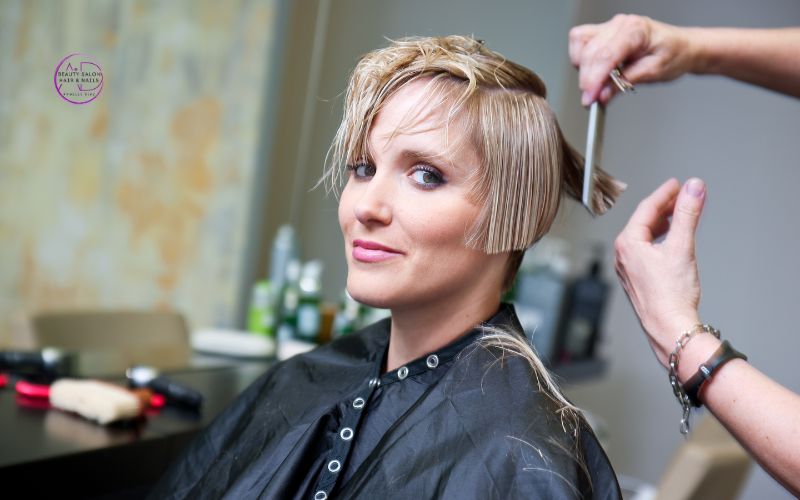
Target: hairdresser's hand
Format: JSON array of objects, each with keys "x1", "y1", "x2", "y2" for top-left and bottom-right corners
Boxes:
[
  {"x1": 569, "y1": 15, "x2": 696, "y2": 106},
  {"x1": 614, "y1": 178, "x2": 707, "y2": 368}
]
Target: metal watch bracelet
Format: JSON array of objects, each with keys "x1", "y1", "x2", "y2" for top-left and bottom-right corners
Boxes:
[{"x1": 667, "y1": 323, "x2": 720, "y2": 435}]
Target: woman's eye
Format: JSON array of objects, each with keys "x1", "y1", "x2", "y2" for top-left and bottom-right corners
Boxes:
[
  {"x1": 410, "y1": 167, "x2": 444, "y2": 187},
  {"x1": 349, "y1": 163, "x2": 376, "y2": 178}
]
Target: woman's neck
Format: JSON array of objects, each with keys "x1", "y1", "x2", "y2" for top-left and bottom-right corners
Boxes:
[{"x1": 385, "y1": 287, "x2": 501, "y2": 372}]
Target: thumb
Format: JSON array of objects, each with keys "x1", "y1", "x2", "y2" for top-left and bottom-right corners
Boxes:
[{"x1": 667, "y1": 178, "x2": 706, "y2": 252}]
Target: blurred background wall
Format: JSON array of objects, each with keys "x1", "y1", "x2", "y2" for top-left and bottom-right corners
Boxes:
[
  {"x1": 0, "y1": 0, "x2": 283, "y2": 345},
  {"x1": 2, "y1": 0, "x2": 799, "y2": 498}
]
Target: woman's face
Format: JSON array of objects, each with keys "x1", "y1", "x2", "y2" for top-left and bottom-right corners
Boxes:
[{"x1": 338, "y1": 80, "x2": 507, "y2": 310}]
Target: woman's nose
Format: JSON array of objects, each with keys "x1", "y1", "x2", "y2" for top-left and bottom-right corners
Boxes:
[{"x1": 353, "y1": 175, "x2": 393, "y2": 227}]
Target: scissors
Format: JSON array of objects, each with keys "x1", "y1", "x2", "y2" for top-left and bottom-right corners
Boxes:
[{"x1": 582, "y1": 68, "x2": 635, "y2": 214}]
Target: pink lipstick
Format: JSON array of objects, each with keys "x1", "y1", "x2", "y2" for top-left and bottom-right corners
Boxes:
[{"x1": 352, "y1": 239, "x2": 403, "y2": 263}]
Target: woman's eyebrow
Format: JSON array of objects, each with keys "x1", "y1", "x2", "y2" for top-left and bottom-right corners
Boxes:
[{"x1": 397, "y1": 148, "x2": 460, "y2": 171}]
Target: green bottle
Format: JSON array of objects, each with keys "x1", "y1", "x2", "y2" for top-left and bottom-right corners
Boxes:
[
  {"x1": 277, "y1": 260, "x2": 301, "y2": 346},
  {"x1": 296, "y1": 260, "x2": 323, "y2": 343},
  {"x1": 247, "y1": 280, "x2": 277, "y2": 338}
]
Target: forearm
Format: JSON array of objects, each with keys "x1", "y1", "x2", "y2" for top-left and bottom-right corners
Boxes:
[
  {"x1": 687, "y1": 27, "x2": 800, "y2": 98},
  {"x1": 615, "y1": 178, "x2": 800, "y2": 493},
  {"x1": 675, "y1": 335, "x2": 800, "y2": 494}
]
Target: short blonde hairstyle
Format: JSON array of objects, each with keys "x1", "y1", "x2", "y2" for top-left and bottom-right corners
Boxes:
[{"x1": 324, "y1": 35, "x2": 623, "y2": 264}]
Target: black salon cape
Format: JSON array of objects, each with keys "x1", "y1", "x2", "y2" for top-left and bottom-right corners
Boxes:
[{"x1": 149, "y1": 305, "x2": 620, "y2": 499}]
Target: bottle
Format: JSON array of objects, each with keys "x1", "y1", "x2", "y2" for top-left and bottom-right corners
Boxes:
[
  {"x1": 269, "y1": 225, "x2": 298, "y2": 293},
  {"x1": 512, "y1": 239, "x2": 571, "y2": 366},
  {"x1": 296, "y1": 260, "x2": 323, "y2": 343},
  {"x1": 247, "y1": 281, "x2": 276, "y2": 335},
  {"x1": 332, "y1": 290, "x2": 362, "y2": 338},
  {"x1": 246, "y1": 280, "x2": 277, "y2": 357},
  {"x1": 276, "y1": 260, "x2": 301, "y2": 348},
  {"x1": 559, "y1": 245, "x2": 610, "y2": 362}
]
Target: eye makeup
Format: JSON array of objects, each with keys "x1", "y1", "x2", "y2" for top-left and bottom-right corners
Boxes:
[
  {"x1": 346, "y1": 163, "x2": 376, "y2": 179},
  {"x1": 409, "y1": 164, "x2": 445, "y2": 189}
]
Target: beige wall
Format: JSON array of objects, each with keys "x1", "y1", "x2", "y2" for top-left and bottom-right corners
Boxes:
[{"x1": 0, "y1": 0, "x2": 281, "y2": 345}]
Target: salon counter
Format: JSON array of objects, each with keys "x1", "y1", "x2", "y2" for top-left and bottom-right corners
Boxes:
[{"x1": 0, "y1": 359, "x2": 270, "y2": 498}]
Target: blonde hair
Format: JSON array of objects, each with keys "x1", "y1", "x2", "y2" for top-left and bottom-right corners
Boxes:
[
  {"x1": 323, "y1": 35, "x2": 624, "y2": 258},
  {"x1": 324, "y1": 37, "x2": 619, "y2": 474}
]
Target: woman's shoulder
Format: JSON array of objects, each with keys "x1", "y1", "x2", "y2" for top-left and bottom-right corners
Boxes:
[
  {"x1": 438, "y1": 339, "x2": 620, "y2": 498},
  {"x1": 443, "y1": 340, "x2": 574, "y2": 437}
]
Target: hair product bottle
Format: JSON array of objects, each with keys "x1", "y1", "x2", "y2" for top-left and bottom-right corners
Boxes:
[
  {"x1": 513, "y1": 239, "x2": 571, "y2": 366},
  {"x1": 296, "y1": 260, "x2": 323, "y2": 343},
  {"x1": 246, "y1": 280, "x2": 277, "y2": 356},
  {"x1": 269, "y1": 225, "x2": 298, "y2": 291},
  {"x1": 276, "y1": 260, "x2": 301, "y2": 360},
  {"x1": 558, "y1": 245, "x2": 610, "y2": 362}
]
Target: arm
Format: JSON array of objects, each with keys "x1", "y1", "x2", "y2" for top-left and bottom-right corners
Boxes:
[
  {"x1": 614, "y1": 178, "x2": 800, "y2": 495},
  {"x1": 569, "y1": 14, "x2": 800, "y2": 105}
]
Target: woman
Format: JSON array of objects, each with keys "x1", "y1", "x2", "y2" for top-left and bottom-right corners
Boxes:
[{"x1": 150, "y1": 35, "x2": 623, "y2": 499}]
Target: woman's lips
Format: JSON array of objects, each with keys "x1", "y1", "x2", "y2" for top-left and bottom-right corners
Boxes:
[{"x1": 352, "y1": 239, "x2": 403, "y2": 263}]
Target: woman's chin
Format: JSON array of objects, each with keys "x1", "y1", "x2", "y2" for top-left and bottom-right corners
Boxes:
[{"x1": 346, "y1": 281, "x2": 396, "y2": 310}]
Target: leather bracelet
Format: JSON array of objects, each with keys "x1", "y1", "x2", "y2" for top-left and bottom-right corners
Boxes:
[{"x1": 684, "y1": 340, "x2": 748, "y2": 407}]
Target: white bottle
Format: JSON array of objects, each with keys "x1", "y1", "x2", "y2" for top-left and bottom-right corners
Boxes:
[{"x1": 269, "y1": 225, "x2": 298, "y2": 292}]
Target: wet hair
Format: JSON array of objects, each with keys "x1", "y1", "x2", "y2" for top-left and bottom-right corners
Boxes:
[{"x1": 323, "y1": 35, "x2": 624, "y2": 290}]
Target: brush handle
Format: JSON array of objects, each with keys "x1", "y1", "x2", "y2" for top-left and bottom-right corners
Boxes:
[{"x1": 148, "y1": 376, "x2": 203, "y2": 409}]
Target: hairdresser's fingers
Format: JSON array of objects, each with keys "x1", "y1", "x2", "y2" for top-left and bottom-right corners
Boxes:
[
  {"x1": 579, "y1": 28, "x2": 625, "y2": 105},
  {"x1": 666, "y1": 178, "x2": 707, "y2": 253},
  {"x1": 568, "y1": 23, "x2": 601, "y2": 67},
  {"x1": 622, "y1": 178, "x2": 681, "y2": 242},
  {"x1": 650, "y1": 217, "x2": 671, "y2": 241},
  {"x1": 598, "y1": 83, "x2": 616, "y2": 105},
  {"x1": 612, "y1": 55, "x2": 662, "y2": 85},
  {"x1": 579, "y1": 15, "x2": 652, "y2": 105}
]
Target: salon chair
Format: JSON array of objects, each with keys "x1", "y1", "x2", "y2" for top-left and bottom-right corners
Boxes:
[
  {"x1": 655, "y1": 414, "x2": 752, "y2": 500},
  {"x1": 621, "y1": 414, "x2": 752, "y2": 500},
  {"x1": 31, "y1": 310, "x2": 192, "y2": 372}
]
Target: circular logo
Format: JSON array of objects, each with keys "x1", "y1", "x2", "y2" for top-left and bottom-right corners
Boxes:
[{"x1": 54, "y1": 53, "x2": 104, "y2": 104}]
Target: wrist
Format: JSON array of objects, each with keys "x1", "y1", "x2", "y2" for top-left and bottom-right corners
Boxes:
[
  {"x1": 674, "y1": 333, "x2": 722, "y2": 384},
  {"x1": 651, "y1": 314, "x2": 701, "y2": 365},
  {"x1": 684, "y1": 27, "x2": 714, "y2": 75}
]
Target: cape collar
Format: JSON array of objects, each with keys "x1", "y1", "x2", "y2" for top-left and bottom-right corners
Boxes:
[{"x1": 369, "y1": 303, "x2": 520, "y2": 387}]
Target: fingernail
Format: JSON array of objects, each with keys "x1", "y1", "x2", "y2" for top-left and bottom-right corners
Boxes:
[
  {"x1": 685, "y1": 178, "x2": 705, "y2": 198},
  {"x1": 581, "y1": 91, "x2": 591, "y2": 106}
]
